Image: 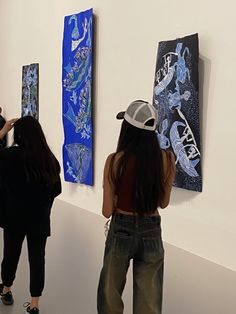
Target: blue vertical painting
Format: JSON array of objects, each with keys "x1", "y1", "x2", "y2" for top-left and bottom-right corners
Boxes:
[
  {"x1": 153, "y1": 33, "x2": 202, "y2": 192},
  {"x1": 21, "y1": 63, "x2": 39, "y2": 119},
  {"x1": 62, "y1": 9, "x2": 93, "y2": 185}
]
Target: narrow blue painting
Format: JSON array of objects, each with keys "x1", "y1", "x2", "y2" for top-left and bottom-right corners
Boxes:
[
  {"x1": 153, "y1": 33, "x2": 202, "y2": 192},
  {"x1": 62, "y1": 9, "x2": 93, "y2": 185},
  {"x1": 21, "y1": 63, "x2": 39, "y2": 119}
]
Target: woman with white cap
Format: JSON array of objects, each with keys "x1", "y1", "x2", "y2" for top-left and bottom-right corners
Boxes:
[{"x1": 97, "y1": 100, "x2": 176, "y2": 314}]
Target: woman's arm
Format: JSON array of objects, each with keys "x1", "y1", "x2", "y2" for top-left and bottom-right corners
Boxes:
[
  {"x1": 160, "y1": 150, "x2": 176, "y2": 209},
  {"x1": 102, "y1": 153, "x2": 116, "y2": 218},
  {"x1": 0, "y1": 119, "x2": 18, "y2": 140}
]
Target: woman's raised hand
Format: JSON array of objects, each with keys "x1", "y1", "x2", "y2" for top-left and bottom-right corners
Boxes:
[{"x1": 0, "y1": 118, "x2": 18, "y2": 139}]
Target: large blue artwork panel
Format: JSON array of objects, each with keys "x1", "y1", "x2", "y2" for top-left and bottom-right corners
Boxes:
[
  {"x1": 62, "y1": 9, "x2": 93, "y2": 185},
  {"x1": 153, "y1": 33, "x2": 202, "y2": 192}
]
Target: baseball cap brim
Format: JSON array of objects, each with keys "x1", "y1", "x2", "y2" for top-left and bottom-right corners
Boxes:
[{"x1": 116, "y1": 111, "x2": 125, "y2": 120}]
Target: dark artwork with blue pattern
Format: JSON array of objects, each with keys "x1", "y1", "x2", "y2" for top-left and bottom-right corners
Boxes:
[
  {"x1": 62, "y1": 9, "x2": 93, "y2": 185},
  {"x1": 21, "y1": 63, "x2": 39, "y2": 119},
  {"x1": 153, "y1": 33, "x2": 202, "y2": 192}
]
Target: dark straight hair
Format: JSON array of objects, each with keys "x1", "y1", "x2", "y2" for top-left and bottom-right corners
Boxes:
[
  {"x1": 109, "y1": 120, "x2": 165, "y2": 215},
  {"x1": 13, "y1": 116, "x2": 60, "y2": 185}
]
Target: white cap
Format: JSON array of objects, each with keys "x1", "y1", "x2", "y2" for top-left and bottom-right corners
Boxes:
[{"x1": 116, "y1": 100, "x2": 157, "y2": 131}]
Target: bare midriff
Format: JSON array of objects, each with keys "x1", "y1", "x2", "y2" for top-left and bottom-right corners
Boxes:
[{"x1": 115, "y1": 208, "x2": 160, "y2": 217}]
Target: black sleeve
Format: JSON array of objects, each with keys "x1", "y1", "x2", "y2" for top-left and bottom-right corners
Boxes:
[
  {"x1": 0, "y1": 116, "x2": 6, "y2": 129},
  {"x1": 52, "y1": 159, "x2": 62, "y2": 198},
  {"x1": 0, "y1": 117, "x2": 7, "y2": 149},
  {"x1": 0, "y1": 152, "x2": 4, "y2": 190},
  {"x1": 0, "y1": 137, "x2": 7, "y2": 149},
  {"x1": 0, "y1": 154, "x2": 5, "y2": 226},
  {"x1": 53, "y1": 179, "x2": 62, "y2": 198}
]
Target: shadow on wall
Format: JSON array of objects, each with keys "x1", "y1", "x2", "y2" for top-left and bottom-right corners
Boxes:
[
  {"x1": 44, "y1": 199, "x2": 133, "y2": 314},
  {"x1": 47, "y1": 200, "x2": 236, "y2": 314},
  {"x1": 163, "y1": 242, "x2": 236, "y2": 314},
  {"x1": 0, "y1": 199, "x2": 235, "y2": 314}
]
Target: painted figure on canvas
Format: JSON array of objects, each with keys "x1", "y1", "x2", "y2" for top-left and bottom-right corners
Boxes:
[
  {"x1": 21, "y1": 63, "x2": 39, "y2": 120},
  {"x1": 153, "y1": 33, "x2": 202, "y2": 192}
]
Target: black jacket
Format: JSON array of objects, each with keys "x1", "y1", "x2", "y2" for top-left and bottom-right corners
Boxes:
[
  {"x1": 0, "y1": 115, "x2": 7, "y2": 149},
  {"x1": 0, "y1": 146, "x2": 61, "y2": 236}
]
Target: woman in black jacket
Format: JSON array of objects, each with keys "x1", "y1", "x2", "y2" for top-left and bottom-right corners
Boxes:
[
  {"x1": 0, "y1": 116, "x2": 61, "y2": 314},
  {"x1": 0, "y1": 107, "x2": 7, "y2": 149}
]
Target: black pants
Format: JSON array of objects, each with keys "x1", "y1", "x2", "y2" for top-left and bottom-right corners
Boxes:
[{"x1": 1, "y1": 229, "x2": 47, "y2": 297}]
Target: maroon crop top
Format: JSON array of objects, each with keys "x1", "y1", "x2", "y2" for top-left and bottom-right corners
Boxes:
[{"x1": 116, "y1": 155, "x2": 136, "y2": 212}]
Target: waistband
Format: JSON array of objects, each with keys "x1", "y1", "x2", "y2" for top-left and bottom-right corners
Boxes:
[{"x1": 112, "y1": 212, "x2": 161, "y2": 224}]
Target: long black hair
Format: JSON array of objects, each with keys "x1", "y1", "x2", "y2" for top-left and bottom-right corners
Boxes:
[
  {"x1": 13, "y1": 116, "x2": 60, "y2": 184},
  {"x1": 109, "y1": 119, "x2": 165, "y2": 215}
]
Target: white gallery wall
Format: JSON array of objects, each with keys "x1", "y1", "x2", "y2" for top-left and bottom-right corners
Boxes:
[{"x1": 0, "y1": 0, "x2": 236, "y2": 275}]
